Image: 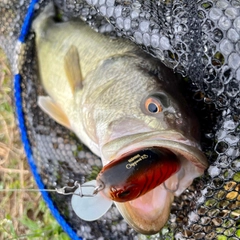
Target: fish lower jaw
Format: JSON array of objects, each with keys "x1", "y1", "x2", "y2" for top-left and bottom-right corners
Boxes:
[
  {"x1": 115, "y1": 184, "x2": 174, "y2": 235},
  {"x1": 128, "y1": 184, "x2": 172, "y2": 216},
  {"x1": 114, "y1": 167, "x2": 191, "y2": 235}
]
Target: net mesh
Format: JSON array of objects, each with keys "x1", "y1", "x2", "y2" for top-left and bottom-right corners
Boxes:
[{"x1": 0, "y1": 0, "x2": 240, "y2": 239}]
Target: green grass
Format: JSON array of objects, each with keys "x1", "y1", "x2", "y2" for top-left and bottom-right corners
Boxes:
[{"x1": 0, "y1": 49, "x2": 70, "y2": 239}]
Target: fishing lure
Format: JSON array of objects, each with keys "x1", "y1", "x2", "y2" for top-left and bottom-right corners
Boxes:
[
  {"x1": 1, "y1": 148, "x2": 180, "y2": 222},
  {"x1": 72, "y1": 147, "x2": 180, "y2": 221},
  {"x1": 96, "y1": 147, "x2": 180, "y2": 202}
]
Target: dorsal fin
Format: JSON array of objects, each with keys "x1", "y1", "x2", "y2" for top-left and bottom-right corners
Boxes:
[
  {"x1": 38, "y1": 96, "x2": 71, "y2": 129},
  {"x1": 64, "y1": 45, "x2": 83, "y2": 94}
]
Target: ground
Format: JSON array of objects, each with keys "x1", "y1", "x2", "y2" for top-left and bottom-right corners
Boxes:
[{"x1": 0, "y1": 49, "x2": 70, "y2": 240}]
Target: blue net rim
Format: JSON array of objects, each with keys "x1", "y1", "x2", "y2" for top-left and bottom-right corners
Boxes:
[{"x1": 14, "y1": 0, "x2": 81, "y2": 239}]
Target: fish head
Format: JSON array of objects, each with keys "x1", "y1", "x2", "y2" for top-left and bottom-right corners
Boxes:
[
  {"x1": 80, "y1": 55, "x2": 208, "y2": 234},
  {"x1": 81, "y1": 54, "x2": 200, "y2": 148}
]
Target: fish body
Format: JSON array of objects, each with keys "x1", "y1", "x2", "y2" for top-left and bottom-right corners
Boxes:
[{"x1": 33, "y1": 4, "x2": 208, "y2": 235}]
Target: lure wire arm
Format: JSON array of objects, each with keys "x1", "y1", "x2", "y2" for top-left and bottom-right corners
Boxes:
[
  {"x1": 0, "y1": 181, "x2": 103, "y2": 198},
  {"x1": 55, "y1": 181, "x2": 103, "y2": 198},
  {"x1": 55, "y1": 185, "x2": 77, "y2": 195},
  {"x1": 93, "y1": 180, "x2": 105, "y2": 195}
]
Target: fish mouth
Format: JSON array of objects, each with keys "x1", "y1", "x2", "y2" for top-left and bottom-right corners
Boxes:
[
  {"x1": 101, "y1": 130, "x2": 208, "y2": 173},
  {"x1": 101, "y1": 131, "x2": 208, "y2": 234},
  {"x1": 115, "y1": 184, "x2": 174, "y2": 235}
]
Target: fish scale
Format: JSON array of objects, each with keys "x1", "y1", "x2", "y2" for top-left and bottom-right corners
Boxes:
[{"x1": 0, "y1": 0, "x2": 240, "y2": 239}]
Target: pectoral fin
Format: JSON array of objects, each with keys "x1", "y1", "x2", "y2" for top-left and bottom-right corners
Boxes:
[
  {"x1": 64, "y1": 45, "x2": 83, "y2": 94},
  {"x1": 38, "y1": 96, "x2": 71, "y2": 129}
]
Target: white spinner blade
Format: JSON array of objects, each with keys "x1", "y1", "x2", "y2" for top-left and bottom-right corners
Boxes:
[{"x1": 71, "y1": 180, "x2": 113, "y2": 221}]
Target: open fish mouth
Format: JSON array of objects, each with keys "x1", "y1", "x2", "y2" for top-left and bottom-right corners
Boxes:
[
  {"x1": 115, "y1": 184, "x2": 174, "y2": 235},
  {"x1": 101, "y1": 130, "x2": 207, "y2": 173},
  {"x1": 101, "y1": 131, "x2": 208, "y2": 234},
  {"x1": 97, "y1": 147, "x2": 181, "y2": 202}
]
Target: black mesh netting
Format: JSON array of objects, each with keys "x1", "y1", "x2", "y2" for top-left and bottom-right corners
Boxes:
[{"x1": 0, "y1": 0, "x2": 240, "y2": 239}]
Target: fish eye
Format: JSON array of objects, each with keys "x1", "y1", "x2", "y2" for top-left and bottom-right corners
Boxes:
[{"x1": 145, "y1": 97, "x2": 163, "y2": 114}]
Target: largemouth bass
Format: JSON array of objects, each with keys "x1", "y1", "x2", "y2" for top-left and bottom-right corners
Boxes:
[{"x1": 33, "y1": 4, "x2": 208, "y2": 235}]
